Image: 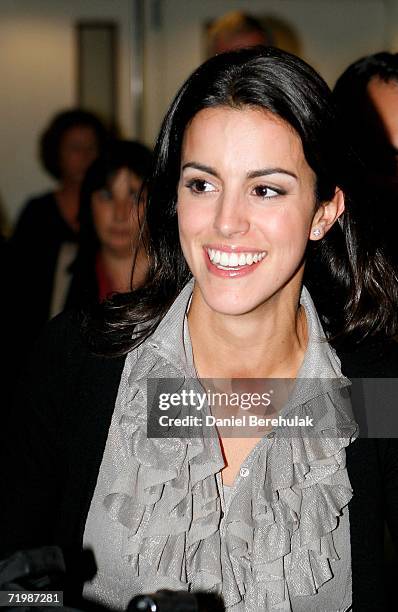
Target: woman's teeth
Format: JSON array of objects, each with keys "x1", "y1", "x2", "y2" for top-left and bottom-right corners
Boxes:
[{"x1": 207, "y1": 248, "x2": 267, "y2": 269}]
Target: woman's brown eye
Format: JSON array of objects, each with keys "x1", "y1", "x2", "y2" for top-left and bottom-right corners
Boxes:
[
  {"x1": 98, "y1": 189, "x2": 113, "y2": 200},
  {"x1": 253, "y1": 185, "x2": 280, "y2": 198},
  {"x1": 255, "y1": 186, "x2": 269, "y2": 197},
  {"x1": 193, "y1": 180, "x2": 210, "y2": 192},
  {"x1": 194, "y1": 180, "x2": 206, "y2": 191},
  {"x1": 186, "y1": 179, "x2": 214, "y2": 193}
]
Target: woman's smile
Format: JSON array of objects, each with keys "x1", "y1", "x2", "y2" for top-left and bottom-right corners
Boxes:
[{"x1": 204, "y1": 245, "x2": 267, "y2": 277}]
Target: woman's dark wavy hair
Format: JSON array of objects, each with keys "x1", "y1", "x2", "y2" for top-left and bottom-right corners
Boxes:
[
  {"x1": 40, "y1": 108, "x2": 109, "y2": 180},
  {"x1": 333, "y1": 52, "x2": 398, "y2": 174},
  {"x1": 86, "y1": 46, "x2": 398, "y2": 355},
  {"x1": 333, "y1": 51, "x2": 398, "y2": 113}
]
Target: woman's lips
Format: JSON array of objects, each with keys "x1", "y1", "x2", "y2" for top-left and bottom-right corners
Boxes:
[
  {"x1": 203, "y1": 246, "x2": 267, "y2": 278},
  {"x1": 108, "y1": 229, "x2": 131, "y2": 238}
]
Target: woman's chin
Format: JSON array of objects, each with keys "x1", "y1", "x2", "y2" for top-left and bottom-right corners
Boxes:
[
  {"x1": 198, "y1": 288, "x2": 268, "y2": 317},
  {"x1": 103, "y1": 243, "x2": 132, "y2": 258}
]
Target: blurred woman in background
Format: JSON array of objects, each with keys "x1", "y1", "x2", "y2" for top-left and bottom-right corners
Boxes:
[
  {"x1": 66, "y1": 140, "x2": 152, "y2": 309},
  {"x1": 2, "y1": 110, "x2": 108, "y2": 403},
  {"x1": 8, "y1": 109, "x2": 109, "y2": 331}
]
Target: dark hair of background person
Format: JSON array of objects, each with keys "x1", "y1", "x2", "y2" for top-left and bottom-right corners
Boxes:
[
  {"x1": 85, "y1": 46, "x2": 398, "y2": 356},
  {"x1": 66, "y1": 140, "x2": 153, "y2": 308},
  {"x1": 333, "y1": 52, "x2": 398, "y2": 175},
  {"x1": 333, "y1": 52, "x2": 398, "y2": 268},
  {"x1": 40, "y1": 108, "x2": 110, "y2": 180}
]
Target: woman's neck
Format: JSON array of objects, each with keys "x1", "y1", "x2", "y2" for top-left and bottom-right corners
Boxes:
[
  {"x1": 55, "y1": 181, "x2": 81, "y2": 233},
  {"x1": 100, "y1": 245, "x2": 148, "y2": 293},
  {"x1": 187, "y1": 285, "x2": 308, "y2": 379}
]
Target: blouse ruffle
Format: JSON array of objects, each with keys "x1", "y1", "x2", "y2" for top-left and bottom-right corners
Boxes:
[{"x1": 103, "y1": 343, "x2": 358, "y2": 611}]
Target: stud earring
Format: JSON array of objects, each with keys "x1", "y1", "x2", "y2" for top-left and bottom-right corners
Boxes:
[{"x1": 312, "y1": 228, "x2": 322, "y2": 237}]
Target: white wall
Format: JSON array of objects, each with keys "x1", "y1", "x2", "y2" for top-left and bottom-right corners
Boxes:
[
  {"x1": 385, "y1": 0, "x2": 398, "y2": 50},
  {"x1": 0, "y1": 0, "x2": 134, "y2": 227}
]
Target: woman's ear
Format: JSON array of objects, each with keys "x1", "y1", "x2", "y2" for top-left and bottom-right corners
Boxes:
[{"x1": 310, "y1": 188, "x2": 345, "y2": 241}]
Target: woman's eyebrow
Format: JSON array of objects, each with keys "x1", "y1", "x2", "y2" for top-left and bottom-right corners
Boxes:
[
  {"x1": 181, "y1": 162, "x2": 298, "y2": 182},
  {"x1": 182, "y1": 162, "x2": 220, "y2": 178},
  {"x1": 247, "y1": 168, "x2": 298, "y2": 180},
  {"x1": 181, "y1": 162, "x2": 298, "y2": 181}
]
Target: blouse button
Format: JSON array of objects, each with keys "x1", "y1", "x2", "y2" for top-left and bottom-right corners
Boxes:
[
  {"x1": 240, "y1": 467, "x2": 250, "y2": 478},
  {"x1": 267, "y1": 431, "x2": 275, "y2": 439}
]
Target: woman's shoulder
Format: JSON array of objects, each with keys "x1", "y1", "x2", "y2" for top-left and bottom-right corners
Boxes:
[
  {"x1": 34, "y1": 308, "x2": 88, "y2": 359},
  {"x1": 336, "y1": 337, "x2": 398, "y2": 378},
  {"x1": 336, "y1": 337, "x2": 398, "y2": 441},
  {"x1": 11, "y1": 192, "x2": 58, "y2": 241},
  {"x1": 47, "y1": 307, "x2": 126, "y2": 360},
  {"x1": 24, "y1": 190, "x2": 56, "y2": 206},
  {"x1": 16, "y1": 191, "x2": 56, "y2": 221},
  {"x1": 23, "y1": 309, "x2": 126, "y2": 400}
]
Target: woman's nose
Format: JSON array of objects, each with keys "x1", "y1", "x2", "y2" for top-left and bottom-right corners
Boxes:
[
  {"x1": 213, "y1": 193, "x2": 250, "y2": 237},
  {"x1": 113, "y1": 197, "x2": 131, "y2": 222}
]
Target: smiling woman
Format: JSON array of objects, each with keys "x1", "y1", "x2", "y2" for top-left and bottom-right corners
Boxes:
[
  {"x1": 177, "y1": 107, "x2": 343, "y2": 324},
  {"x1": 2, "y1": 47, "x2": 398, "y2": 612}
]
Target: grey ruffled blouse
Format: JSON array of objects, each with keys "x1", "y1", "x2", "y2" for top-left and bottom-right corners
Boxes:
[{"x1": 83, "y1": 281, "x2": 358, "y2": 611}]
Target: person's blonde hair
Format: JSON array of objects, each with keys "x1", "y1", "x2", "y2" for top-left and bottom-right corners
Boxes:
[{"x1": 207, "y1": 11, "x2": 271, "y2": 55}]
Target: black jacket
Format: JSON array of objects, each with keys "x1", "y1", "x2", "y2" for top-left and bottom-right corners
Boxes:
[
  {"x1": 1, "y1": 311, "x2": 398, "y2": 610},
  {"x1": 8, "y1": 193, "x2": 77, "y2": 334}
]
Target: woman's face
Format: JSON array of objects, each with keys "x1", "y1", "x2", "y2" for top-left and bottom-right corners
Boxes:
[
  {"x1": 59, "y1": 125, "x2": 99, "y2": 184},
  {"x1": 177, "y1": 106, "x2": 340, "y2": 316},
  {"x1": 91, "y1": 167, "x2": 144, "y2": 257}
]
